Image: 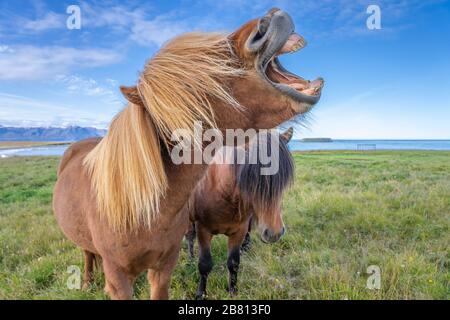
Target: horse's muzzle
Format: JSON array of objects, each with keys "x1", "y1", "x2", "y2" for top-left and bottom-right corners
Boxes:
[{"x1": 261, "y1": 226, "x2": 285, "y2": 243}]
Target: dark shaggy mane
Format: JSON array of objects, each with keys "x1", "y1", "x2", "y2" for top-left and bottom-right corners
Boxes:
[{"x1": 235, "y1": 132, "x2": 294, "y2": 210}]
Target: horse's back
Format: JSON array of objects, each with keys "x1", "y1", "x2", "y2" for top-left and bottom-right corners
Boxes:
[
  {"x1": 57, "y1": 137, "x2": 101, "y2": 176},
  {"x1": 53, "y1": 137, "x2": 102, "y2": 253}
]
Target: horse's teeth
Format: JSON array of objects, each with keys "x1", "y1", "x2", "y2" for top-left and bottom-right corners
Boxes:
[
  {"x1": 290, "y1": 40, "x2": 306, "y2": 53},
  {"x1": 291, "y1": 44, "x2": 300, "y2": 52}
]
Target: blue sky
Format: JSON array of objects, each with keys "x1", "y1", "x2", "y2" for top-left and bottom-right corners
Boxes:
[{"x1": 0, "y1": 0, "x2": 449, "y2": 139}]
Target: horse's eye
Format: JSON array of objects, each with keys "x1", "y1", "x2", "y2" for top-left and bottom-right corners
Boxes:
[{"x1": 258, "y1": 16, "x2": 270, "y2": 36}]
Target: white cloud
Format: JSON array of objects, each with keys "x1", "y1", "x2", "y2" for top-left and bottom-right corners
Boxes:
[
  {"x1": 106, "y1": 78, "x2": 119, "y2": 87},
  {"x1": 80, "y1": 3, "x2": 195, "y2": 46},
  {"x1": 80, "y1": 3, "x2": 144, "y2": 30},
  {"x1": 21, "y1": 11, "x2": 65, "y2": 32},
  {"x1": 0, "y1": 10, "x2": 66, "y2": 34},
  {"x1": 130, "y1": 14, "x2": 188, "y2": 46},
  {"x1": 0, "y1": 45, "x2": 121, "y2": 80},
  {"x1": 0, "y1": 45, "x2": 14, "y2": 53},
  {"x1": 56, "y1": 74, "x2": 122, "y2": 106},
  {"x1": 0, "y1": 92, "x2": 115, "y2": 128}
]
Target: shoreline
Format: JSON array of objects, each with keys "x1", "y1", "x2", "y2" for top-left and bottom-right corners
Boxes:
[{"x1": 0, "y1": 141, "x2": 71, "y2": 150}]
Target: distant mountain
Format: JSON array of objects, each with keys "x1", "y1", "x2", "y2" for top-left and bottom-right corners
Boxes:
[{"x1": 0, "y1": 126, "x2": 107, "y2": 141}]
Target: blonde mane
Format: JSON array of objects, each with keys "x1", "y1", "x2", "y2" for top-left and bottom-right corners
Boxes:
[{"x1": 83, "y1": 32, "x2": 244, "y2": 232}]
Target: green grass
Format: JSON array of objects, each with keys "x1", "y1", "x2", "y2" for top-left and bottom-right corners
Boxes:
[{"x1": 0, "y1": 151, "x2": 449, "y2": 300}]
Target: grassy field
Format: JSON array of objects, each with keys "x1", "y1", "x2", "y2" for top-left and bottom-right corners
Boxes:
[
  {"x1": 0, "y1": 151, "x2": 449, "y2": 299},
  {"x1": 0, "y1": 141, "x2": 69, "y2": 150}
]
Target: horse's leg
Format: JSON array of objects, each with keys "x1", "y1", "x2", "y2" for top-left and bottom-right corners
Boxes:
[
  {"x1": 185, "y1": 222, "x2": 196, "y2": 259},
  {"x1": 227, "y1": 225, "x2": 248, "y2": 296},
  {"x1": 102, "y1": 259, "x2": 134, "y2": 300},
  {"x1": 241, "y1": 217, "x2": 253, "y2": 252},
  {"x1": 147, "y1": 268, "x2": 173, "y2": 300},
  {"x1": 82, "y1": 250, "x2": 95, "y2": 290},
  {"x1": 196, "y1": 224, "x2": 213, "y2": 300},
  {"x1": 148, "y1": 248, "x2": 180, "y2": 300}
]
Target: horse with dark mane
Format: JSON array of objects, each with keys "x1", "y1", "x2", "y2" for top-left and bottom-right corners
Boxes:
[
  {"x1": 186, "y1": 127, "x2": 294, "y2": 299},
  {"x1": 53, "y1": 8, "x2": 323, "y2": 299}
]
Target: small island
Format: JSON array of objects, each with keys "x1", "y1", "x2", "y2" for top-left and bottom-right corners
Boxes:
[{"x1": 301, "y1": 138, "x2": 333, "y2": 142}]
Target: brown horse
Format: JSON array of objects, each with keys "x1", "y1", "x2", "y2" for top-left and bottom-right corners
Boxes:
[
  {"x1": 186, "y1": 127, "x2": 294, "y2": 299},
  {"x1": 53, "y1": 8, "x2": 323, "y2": 299}
]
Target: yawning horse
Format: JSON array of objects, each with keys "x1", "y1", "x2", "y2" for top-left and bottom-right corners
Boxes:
[
  {"x1": 53, "y1": 8, "x2": 323, "y2": 299},
  {"x1": 186, "y1": 127, "x2": 294, "y2": 299}
]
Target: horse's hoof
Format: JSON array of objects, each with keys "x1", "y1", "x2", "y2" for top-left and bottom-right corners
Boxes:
[
  {"x1": 227, "y1": 287, "x2": 238, "y2": 296},
  {"x1": 195, "y1": 292, "x2": 206, "y2": 300}
]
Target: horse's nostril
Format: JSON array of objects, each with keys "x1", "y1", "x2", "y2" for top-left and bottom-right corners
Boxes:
[{"x1": 261, "y1": 229, "x2": 273, "y2": 243}]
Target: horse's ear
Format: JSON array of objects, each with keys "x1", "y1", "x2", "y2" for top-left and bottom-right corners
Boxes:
[
  {"x1": 120, "y1": 86, "x2": 144, "y2": 106},
  {"x1": 280, "y1": 127, "x2": 294, "y2": 143}
]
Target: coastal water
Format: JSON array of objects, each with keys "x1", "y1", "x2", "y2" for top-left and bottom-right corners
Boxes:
[
  {"x1": 1, "y1": 140, "x2": 450, "y2": 158},
  {"x1": 289, "y1": 140, "x2": 450, "y2": 151},
  {"x1": 0, "y1": 145, "x2": 70, "y2": 158}
]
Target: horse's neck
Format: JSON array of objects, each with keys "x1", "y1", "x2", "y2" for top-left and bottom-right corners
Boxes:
[
  {"x1": 158, "y1": 145, "x2": 244, "y2": 221},
  {"x1": 157, "y1": 150, "x2": 208, "y2": 221},
  {"x1": 213, "y1": 146, "x2": 246, "y2": 203}
]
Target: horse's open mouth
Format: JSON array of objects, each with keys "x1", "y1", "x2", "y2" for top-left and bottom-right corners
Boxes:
[{"x1": 262, "y1": 33, "x2": 324, "y2": 105}]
